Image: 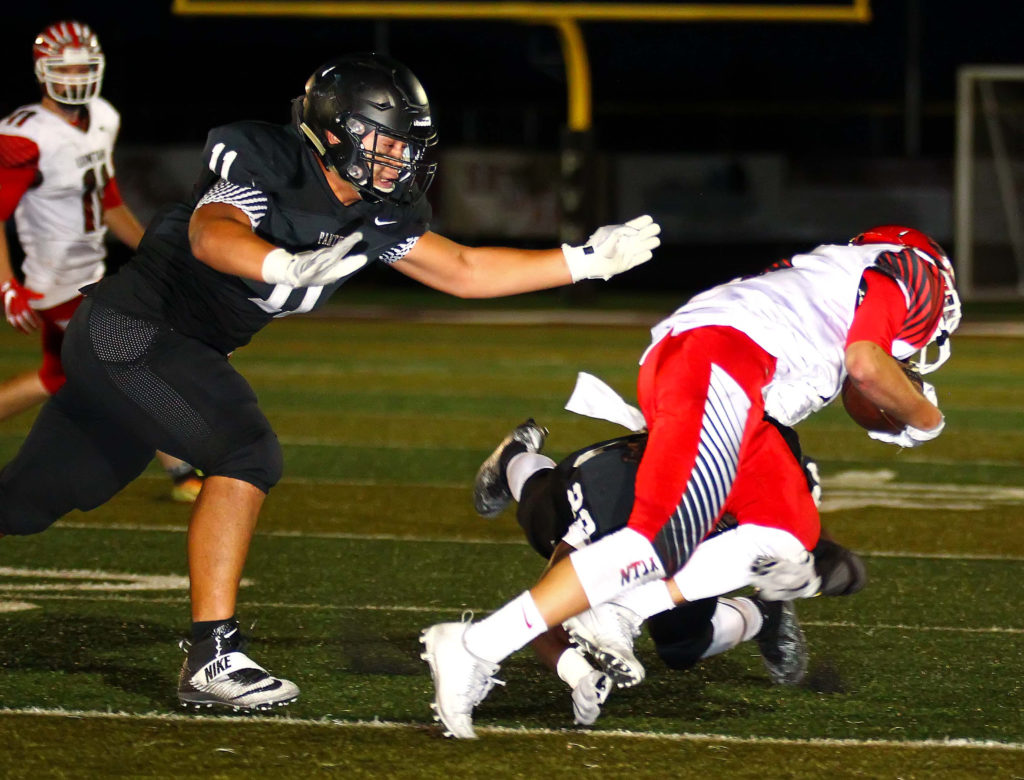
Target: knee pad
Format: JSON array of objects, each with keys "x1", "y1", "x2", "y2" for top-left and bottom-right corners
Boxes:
[
  {"x1": 207, "y1": 429, "x2": 283, "y2": 493},
  {"x1": 647, "y1": 599, "x2": 717, "y2": 670},
  {"x1": 0, "y1": 491, "x2": 59, "y2": 535}
]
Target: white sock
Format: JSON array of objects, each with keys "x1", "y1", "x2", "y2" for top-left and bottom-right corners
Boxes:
[
  {"x1": 700, "y1": 597, "x2": 764, "y2": 660},
  {"x1": 507, "y1": 452, "x2": 556, "y2": 501},
  {"x1": 556, "y1": 647, "x2": 595, "y2": 689},
  {"x1": 464, "y1": 591, "x2": 548, "y2": 664},
  {"x1": 609, "y1": 579, "x2": 675, "y2": 619}
]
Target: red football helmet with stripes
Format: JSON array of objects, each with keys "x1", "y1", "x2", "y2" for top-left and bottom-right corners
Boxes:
[
  {"x1": 851, "y1": 225, "x2": 961, "y2": 373},
  {"x1": 33, "y1": 20, "x2": 105, "y2": 105}
]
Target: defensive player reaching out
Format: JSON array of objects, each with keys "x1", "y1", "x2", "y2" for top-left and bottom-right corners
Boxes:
[
  {"x1": 0, "y1": 21, "x2": 202, "y2": 502},
  {"x1": 0, "y1": 53, "x2": 660, "y2": 712},
  {"x1": 422, "y1": 226, "x2": 960, "y2": 737}
]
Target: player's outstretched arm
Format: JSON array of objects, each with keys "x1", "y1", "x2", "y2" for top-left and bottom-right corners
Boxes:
[{"x1": 393, "y1": 215, "x2": 661, "y2": 298}]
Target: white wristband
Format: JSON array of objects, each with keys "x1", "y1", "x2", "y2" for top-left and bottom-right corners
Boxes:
[
  {"x1": 561, "y1": 243, "x2": 593, "y2": 283},
  {"x1": 261, "y1": 248, "x2": 294, "y2": 285}
]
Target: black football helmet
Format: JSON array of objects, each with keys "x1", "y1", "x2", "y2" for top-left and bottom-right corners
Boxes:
[{"x1": 296, "y1": 53, "x2": 437, "y2": 205}]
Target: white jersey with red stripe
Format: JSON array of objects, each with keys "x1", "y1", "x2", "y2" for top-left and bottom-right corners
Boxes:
[
  {"x1": 643, "y1": 242, "x2": 941, "y2": 426},
  {"x1": 0, "y1": 98, "x2": 119, "y2": 308}
]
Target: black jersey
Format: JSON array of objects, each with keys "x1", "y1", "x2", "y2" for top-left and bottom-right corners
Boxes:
[{"x1": 87, "y1": 119, "x2": 431, "y2": 353}]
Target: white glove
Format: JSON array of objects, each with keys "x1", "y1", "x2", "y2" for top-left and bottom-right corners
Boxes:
[
  {"x1": 571, "y1": 669, "x2": 612, "y2": 726},
  {"x1": 750, "y1": 551, "x2": 821, "y2": 600},
  {"x1": 261, "y1": 232, "x2": 367, "y2": 287},
  {"x1": 867, "y1": 381, "x2": 943, "y2": 448},
  {"x1": 561, "y1": 215, "x2": 661, "y2": 282}
]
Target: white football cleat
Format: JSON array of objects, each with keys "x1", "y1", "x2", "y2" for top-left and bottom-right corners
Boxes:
[
  {"x1": 565, "y1": 602, "x2": 645, "y2": 689},
  {"x1": 420, "y1": 621, "x2": 504, "y2": 739}
]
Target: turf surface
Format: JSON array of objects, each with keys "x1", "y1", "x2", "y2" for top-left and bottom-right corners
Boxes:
[{"x1": 0, "y1": 306, "x2": 1021, "y2": 777}]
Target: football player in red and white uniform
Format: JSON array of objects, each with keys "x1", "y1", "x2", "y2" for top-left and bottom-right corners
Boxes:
[
  {"x1": 0, "y1": 20, "x2": 201, "y2": 502},
  {"x1": 422, "y1": 226, "x2": 961, "y2": 738}
]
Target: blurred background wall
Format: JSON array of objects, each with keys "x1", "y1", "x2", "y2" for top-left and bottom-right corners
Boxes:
[{"x1": 2, "y1": 1, "x2": 1021, "y2": 297}]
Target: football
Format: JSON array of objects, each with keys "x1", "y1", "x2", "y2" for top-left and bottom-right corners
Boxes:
[{"x1": 841, "y1": 362, "x2": 924, "y2": 434}]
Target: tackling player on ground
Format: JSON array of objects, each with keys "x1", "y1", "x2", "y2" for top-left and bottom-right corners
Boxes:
[
  {"x1": 0, "y1": 52, "x2": 661, "y2": 712},
  {"x1": 0, "y1": 21, "x2": 202, "y2": 502},
  {"x1": 469, "y1": 405, "x2": 865, "y2": 726},
  {"x1": 422, "y1": 226, "x2": 961, "y2": 737}
]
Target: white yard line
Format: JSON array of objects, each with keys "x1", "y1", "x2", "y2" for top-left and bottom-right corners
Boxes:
[
  {"x1": 0, "y1": 707, "x2": 1019, "y2": 750},
  {"x1": 0, "y1": 592, "x2": 1020, "y2": 635},
  {"x1": 50, "y1": 520, "x2": 1024, "y2": 561}
]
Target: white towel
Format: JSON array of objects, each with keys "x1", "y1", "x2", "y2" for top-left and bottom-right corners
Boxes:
[{"x1": 564, "y1": 372, "x2": 647, "y2": 432}]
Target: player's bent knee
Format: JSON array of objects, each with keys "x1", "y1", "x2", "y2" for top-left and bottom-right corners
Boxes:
[
  {"x1": 652, "y1": 631, "x2": 713, "y2": 670},
  {"x1": 647, "y1": 599, "x2": 717, "y2": 670},
  {"x1": 0, "y1": 497, "x2": 60, "y2": 536},
  {"x1": 206, "y1": 430, "x2": 284, "y2": 493}
]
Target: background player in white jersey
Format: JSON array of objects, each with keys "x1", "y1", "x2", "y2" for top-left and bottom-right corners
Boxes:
[
  {"x1": 0, "y1": 20, "x2": 202, "y2": 503},
  {"x1": 422, "y1": 226, "x2": 961, "y2": 738}
]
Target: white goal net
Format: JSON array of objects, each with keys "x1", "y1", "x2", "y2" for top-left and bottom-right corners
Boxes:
[{"x1": 955, "y1": 65, "x2": 1024, "y2": 300}]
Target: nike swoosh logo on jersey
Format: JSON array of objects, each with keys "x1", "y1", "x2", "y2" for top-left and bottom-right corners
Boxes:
[{"x1": 374, "y1": 217, "x2": 398, "y2": 226}]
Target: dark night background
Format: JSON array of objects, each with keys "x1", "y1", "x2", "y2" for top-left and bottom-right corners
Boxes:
[{"x1": 2, "y1": 1, "x2": 1021, "y2": 294}]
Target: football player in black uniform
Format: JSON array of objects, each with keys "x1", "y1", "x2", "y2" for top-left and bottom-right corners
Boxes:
[
  {"x1": 471, "y1": 418, "x2": 865, "y2": 726},
  {"x1": 0, "y1": 53, "x2": 661, "y2": 712}
]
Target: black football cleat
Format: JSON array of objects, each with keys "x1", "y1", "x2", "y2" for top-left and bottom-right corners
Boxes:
[
  {"x1": 752, "y1": 597, "x2": 808, "y2": 686},
  {"x1": 177, "y1": 622, "x2": 299, "y2": 712},
  {"x1": 472, "y1": 419, "x2": 548, "y2": 517}
]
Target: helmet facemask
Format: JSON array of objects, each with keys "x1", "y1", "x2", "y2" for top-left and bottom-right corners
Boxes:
[
  {"x1": 297, "y1": 53, "x2": 438, "y2": 207},
  {"x1": 912, "y1": 264, "x2": 961, "y2": 375},
  {"x1": 324, "y1": 115, "x2": 436, "y2": 205},
  {"x1": 34, "y1": 22, "x2": 104, "y2": 106}
]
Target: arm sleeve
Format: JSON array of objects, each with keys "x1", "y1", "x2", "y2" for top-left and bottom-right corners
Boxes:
[
  {"x1": 0, "y1": 134, "x2": 40, "y2": 220},
  {"x1": 100, "y1": 175, "x2": 124, "y2": 210},
  {"x1": 195, "y1": 178, "x2": 269, "y2": 230},
  {"x1": 845, "y1": 269, "x2": 908, "y2": 351},
  {"x1": 870, "y1": 249, "x2": 945, "y2": 349}
]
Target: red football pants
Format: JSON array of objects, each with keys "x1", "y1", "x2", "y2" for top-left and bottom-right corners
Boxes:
[
  {"x1": 627, "y1": 326, "x2": 819, "y2": 574},
  {"x1": 36, "y1": 295, "x2": 83, "y2": 394}
]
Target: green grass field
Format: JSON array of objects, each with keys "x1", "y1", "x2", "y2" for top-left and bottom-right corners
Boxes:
[{"x1": 0, "y1": 299, "x2": 1021, "y2": 778}]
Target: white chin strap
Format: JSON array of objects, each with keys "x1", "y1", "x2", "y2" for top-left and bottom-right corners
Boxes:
[{"x1": 913, "y1": 333, "x2": 951, "y2": 375}]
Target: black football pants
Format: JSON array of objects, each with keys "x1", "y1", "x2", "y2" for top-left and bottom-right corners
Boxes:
[
  {"x1": 0, "y1": 299, "x2": 282, "y2": 535},
  {"x1": 516, "y1": 455, "x2": 716, "y2": 668}
]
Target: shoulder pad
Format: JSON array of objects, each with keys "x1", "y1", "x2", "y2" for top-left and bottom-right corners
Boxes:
[
  {"x1": 871, "y1": 249, "x2": 944, "y2": 347},
  {"x1": 90, "y1": 97, "x2": 120, "y2": 129},
  {"x1": 201, "y1": 121, "x2": 298, "y2": 192},
  {"x1": 0, "y1": 131, "x2": 41, "y2": 168}
]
